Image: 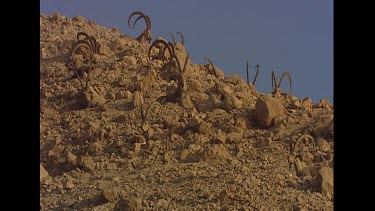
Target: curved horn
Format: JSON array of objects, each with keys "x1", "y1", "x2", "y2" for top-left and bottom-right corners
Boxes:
[
  {"x1": 148, "y1": 39, "x2": 173, "y2": 63},
  {"x1": 128, "y1": 11, "x2": 145, "y2": 29},
  {"x1": 253, "y1": 64, "x2": 260, "y2": 85},
  {"x1": 145, "y1": 15, "x2": 151, "y2": 30},
  {"x1": 133, "y1": 14, "x2": 151, "y2": 30},
  {"x1": 271, "y1": 71, "x2": 277, "y2": 91},
  {"x1": 246, "y1": 61, "x2": 249, "y2": 85},
  {"x1": 71, "y1": 41, "x2": 94, "y2": 62},
  {"x1": 278, "y1": 72, "x2": 292, "y2": 93},
  {"x1": 177, "y1": 32, "x2": 184, "y2": 45},
  {"x1": 204, "y1": 56, "x2": 215, "y2": 70},
  {"x1": 168, "y1": 32, "x2": 177, "y2": 46}
]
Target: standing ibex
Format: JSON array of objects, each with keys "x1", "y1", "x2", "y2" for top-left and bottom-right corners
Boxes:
[
  {"x1": 148, "y1": 32, "x2": 185, "y2": 62},
  {"x1": 128, "y1": 11, "x2": 153, "y2": 44}
]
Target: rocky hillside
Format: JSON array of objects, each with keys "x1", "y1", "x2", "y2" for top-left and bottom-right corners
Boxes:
[{"x1": 40, "y1": 12, "x2": 334, "y2": 210}]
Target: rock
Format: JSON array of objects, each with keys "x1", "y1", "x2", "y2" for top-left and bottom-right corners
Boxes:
[
  {"x1": 258, "y1": 137, "x2": 272, "y2": 148},
  {"x1": 64, "y1": 178, "x2": 74, "y2": 189},
  {"x1": 318, "y1": 98, "x2": 332, "y2": 108},
  {"x1": 132, "y1": 91, "x2": 144, "y2": 110},
  {"x1": 291, "y1": 99, "x2": 302, "y2": 108},
  {"x1": 224, "y1": 74, "x2": 244, "y2": 85},
  {"x1": 316, "y1": 138, "x2": 331, "y2": 152},
  {"x1": 157, "y1": 199, "x2": 169, "y2": 209},
  {"x1": 180, "y1": 94, "x2": 195, "y2": 109},
  {"x1": 114, "y1": 115, "x2": 127, "y2": 123},
  {"x1": 227, "y1": 132, "x2": 242, "y2": 144},
  {"x1": 88, "y1": 142, "x2": 103, "y2": 155},
  {"x1": 217, "y1": 189, "x2": 231, "y2": 205},
  {"x1": 226, "y1": 126, "x2": 243, "y2": 134},
  {"x1": 100, "y1": 189, "x2": 117, "y2": 202},
  {"x1": 197, "y1": 121, "x2": 211, "y2": 135},
  {"x1": 66, "y1": 152, "x2": 77, "y2": 166},
  {"x1": 133, "y1": 143, "x2": 141, "y2": 154},
  {"x1": 253, "y1": 96, "x2": 285, "y2": 128},
  {"x1": 213, "y1": 109, "x2": 226, "y2": 115},
  {"x1": 222, "y1": 95, "x2": 243, "y2": 112},
  {"x1": 179, "y1": 149, "x2": 190, "y2": 161},
  {"x1": 312, "y1": 114, "x2": 334, "y2": 137},
  {"x1": 52, "y1": 12, "x2": 62, "y2": 21},
  {"x1": 40, "y1": 164, "x2": 49, "y2": 180},
  {"x1": 193, "y1": 134, "x2": 209, "y2": 146},
  {"x1": 123, "y1": 55, "x2": 137, "y2": 65},
  {"x1": 212, "y1": 130, "x2": 226, "y2": 144},
  {"x1": 302, "y1": 97, "x2": 313, "y2": 109},
  {"x1": 201, "y1": 144, "x2": 231, "y2": 160},
  {"x1": 114, "y1": 197, "x2": 143, "y2": 211},
  {"x1": 53, "y1": 136, "x2": 61, "y2": 146},
  {"x1": 73, "y1": 15, "x2": 85, "y2": 22},
  {"x1": 315, "y1": 167, "x2": 334, "y2": 197},
  {"x1": 234, "y1": 116, "x2": 251, "y2": 130},
  {"x1": 82, "y1": 156, "x2": 95, "y2": 172}
]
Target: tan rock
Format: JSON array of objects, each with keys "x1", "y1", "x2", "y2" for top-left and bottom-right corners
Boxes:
[
  {"x1": 132, "y1": 91, "x2": 143, "y2": 110},
  {"x1": 227, "y1": 132, "x2": 242, "y2": 143},
  {"x1": 253, "y1": 96, "x2": 285, "y2": 128},
  {"x1": 40, "y1": 164, "x2": 49, "y2": 180},
  {"x1": 198, "y1": 121, "x2": 211, "y2": 135},
  {"x1": 123, "y1": 55, "x2": 137, "y2": 66},
  {"x1": 114, "y1": 197, "x2": 143, "y2": 211},
  {"x1": 258, "y1": 137, "x2": 272, "y2": 148},
  {"x1": 82, "y1": 156, "x2": 95, "y2": 172},
  {"x1": 101, "y1": 189, "x2": 117, "y2": 202},
  {"x1": 316, "y1": 167, "x2": 334, "y2": 197},
  {"x1": 316, "y1": 138, "x2": 331, "y2": 152},
  {"x1": 66, "y1": 152, "x2": 77, "y2": 166},
  {"x1": 302, "y1": 97, "x2": 313, "y2": 108},
  {"x1": 180, "y1": 149, "x2": 190, "y2": 161},
  {"x1": 234, "y1": 116, "x2": 251, "y2": 130},
  {"x1": 212, "y1": 130, "x2": 226, "y2": 144},
  {"x1": 64, "y1": 178, "x2": 74, "y2": 189},
  {"x1": 133, "y1": 143, "x2": 141, "y2": 154},
  {"x1": 318, "y1": 98, "x2": 332, "y2": 108},
  {"x1": 222, "y1": 95, "x2": 243, "y2": 112}
]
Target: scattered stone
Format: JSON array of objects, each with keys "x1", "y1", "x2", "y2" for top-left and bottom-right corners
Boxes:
[
  {"x1": 316, "y1": 138, "x2": 331, "y2": 152},
  {"x1": 82, "y1": 156, "x2": 95, "y2": 172},
  {"x1": 114, "y1": 197, "x2": 143, "y2": 211},
  {"x1": 73, "y1": 15, "x2": 85, "y2": 22},
  {"x1": 253, "y1": 96, "x2": 285, "y2": 128},
  {"x1": 64, "y1": 178, "x2": 74, "y2": 189},
  {"x1": 212, "y1": 130, "x2": 226, "y2": 144},
  {"x1": 302, "y1": 97, "x2": 313, "y2": 109},
  {"x1": 318, "y1": 98, "x2": 332, "y2": 108},
  {"x1": 180, "y1": 149, "x2": 190, "y2": 161},
  {"x1": 234, "y1": 116, "x2": 251, "y2": 130},
  {"x1": 133, "y1": 143, "x2": 141, "y2": 154},
  {"x1": 132, "y1": 91, "x2": 144, "y2": 110},
  {"x1": 198, "y1": 121, "x2": 211, "y2": 135},
  {"x1": 315, "y1": 167, "x2": 334, "y2": 197},
  {"x1": 258, "y1": 137, "x2": 272, "y2": 148},
  {"x1": 227, "y1": 132, "x2": 242, "y2": 144},
  {"x1": 157, "y1": 199, "x2": 169, "y2": 209},
  {"x1": 123, "y1": 55, "x2": 137, "y2": 65},
  {"x1": 114, "y1": 115, "x2": 127, "y2": 123},
  {"x1": 88, "y1": 142, "x2": 103, "y2": 155},
  {"x1": 66, "y1": 151, "x2": 77, "y2": 166},
  {"x1": 40, "y1": 164, "x2": 49, "y2": 180},
  {"x1": 100, "y1": 189, "x2": 117, "y2": 202},
  {"x1": 217, "y1": 189, "x2": 231, "y2": 205}
]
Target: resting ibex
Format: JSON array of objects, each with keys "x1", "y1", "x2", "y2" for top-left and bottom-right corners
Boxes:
[
  {"x1": 246, "y1": 62, "x2": 260, "y2": 86},
  {"x1": 128, "y1": 11, "x2": 153, "y2": 44},
  {"x1": 66, "y1": 32, "x2": 99, "y2": 78},
  {"x1": 148, "y1": 32, "x2": 185, "y2": 62},
  {"x1": 271, "y1": 71, "x2": 292, "y2": 95}
]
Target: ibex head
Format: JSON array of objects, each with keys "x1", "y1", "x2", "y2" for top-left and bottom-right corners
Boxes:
[{"x1": 128, "y1": 11, "x2": 153, "y2": 44}]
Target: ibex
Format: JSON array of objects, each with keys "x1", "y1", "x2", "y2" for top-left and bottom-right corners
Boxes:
[
  {"x1": 128, "y1": 11, "x2": 153, "y2": 44},
  {"x1": 271, "y1": 71, "x2": 292, "y2": 96}
]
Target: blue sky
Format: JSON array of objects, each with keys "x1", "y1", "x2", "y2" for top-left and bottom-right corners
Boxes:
[{"x1": 40, "y1": 0, "x2": 333, "y2": 103}]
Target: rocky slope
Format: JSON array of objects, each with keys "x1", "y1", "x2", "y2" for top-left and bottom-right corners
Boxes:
[{"x1": 40, "y1": 12, "x2": 334, "y2": 210}]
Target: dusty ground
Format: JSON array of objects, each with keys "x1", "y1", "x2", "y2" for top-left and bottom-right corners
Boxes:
[{"x1": 40, "y1": 12, "x2": 334, "y2": 210}]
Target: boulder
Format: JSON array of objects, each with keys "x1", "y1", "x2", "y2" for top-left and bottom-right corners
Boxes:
[{"x1": 253, "y1": 96, "x2": 285, "y2": 128}]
